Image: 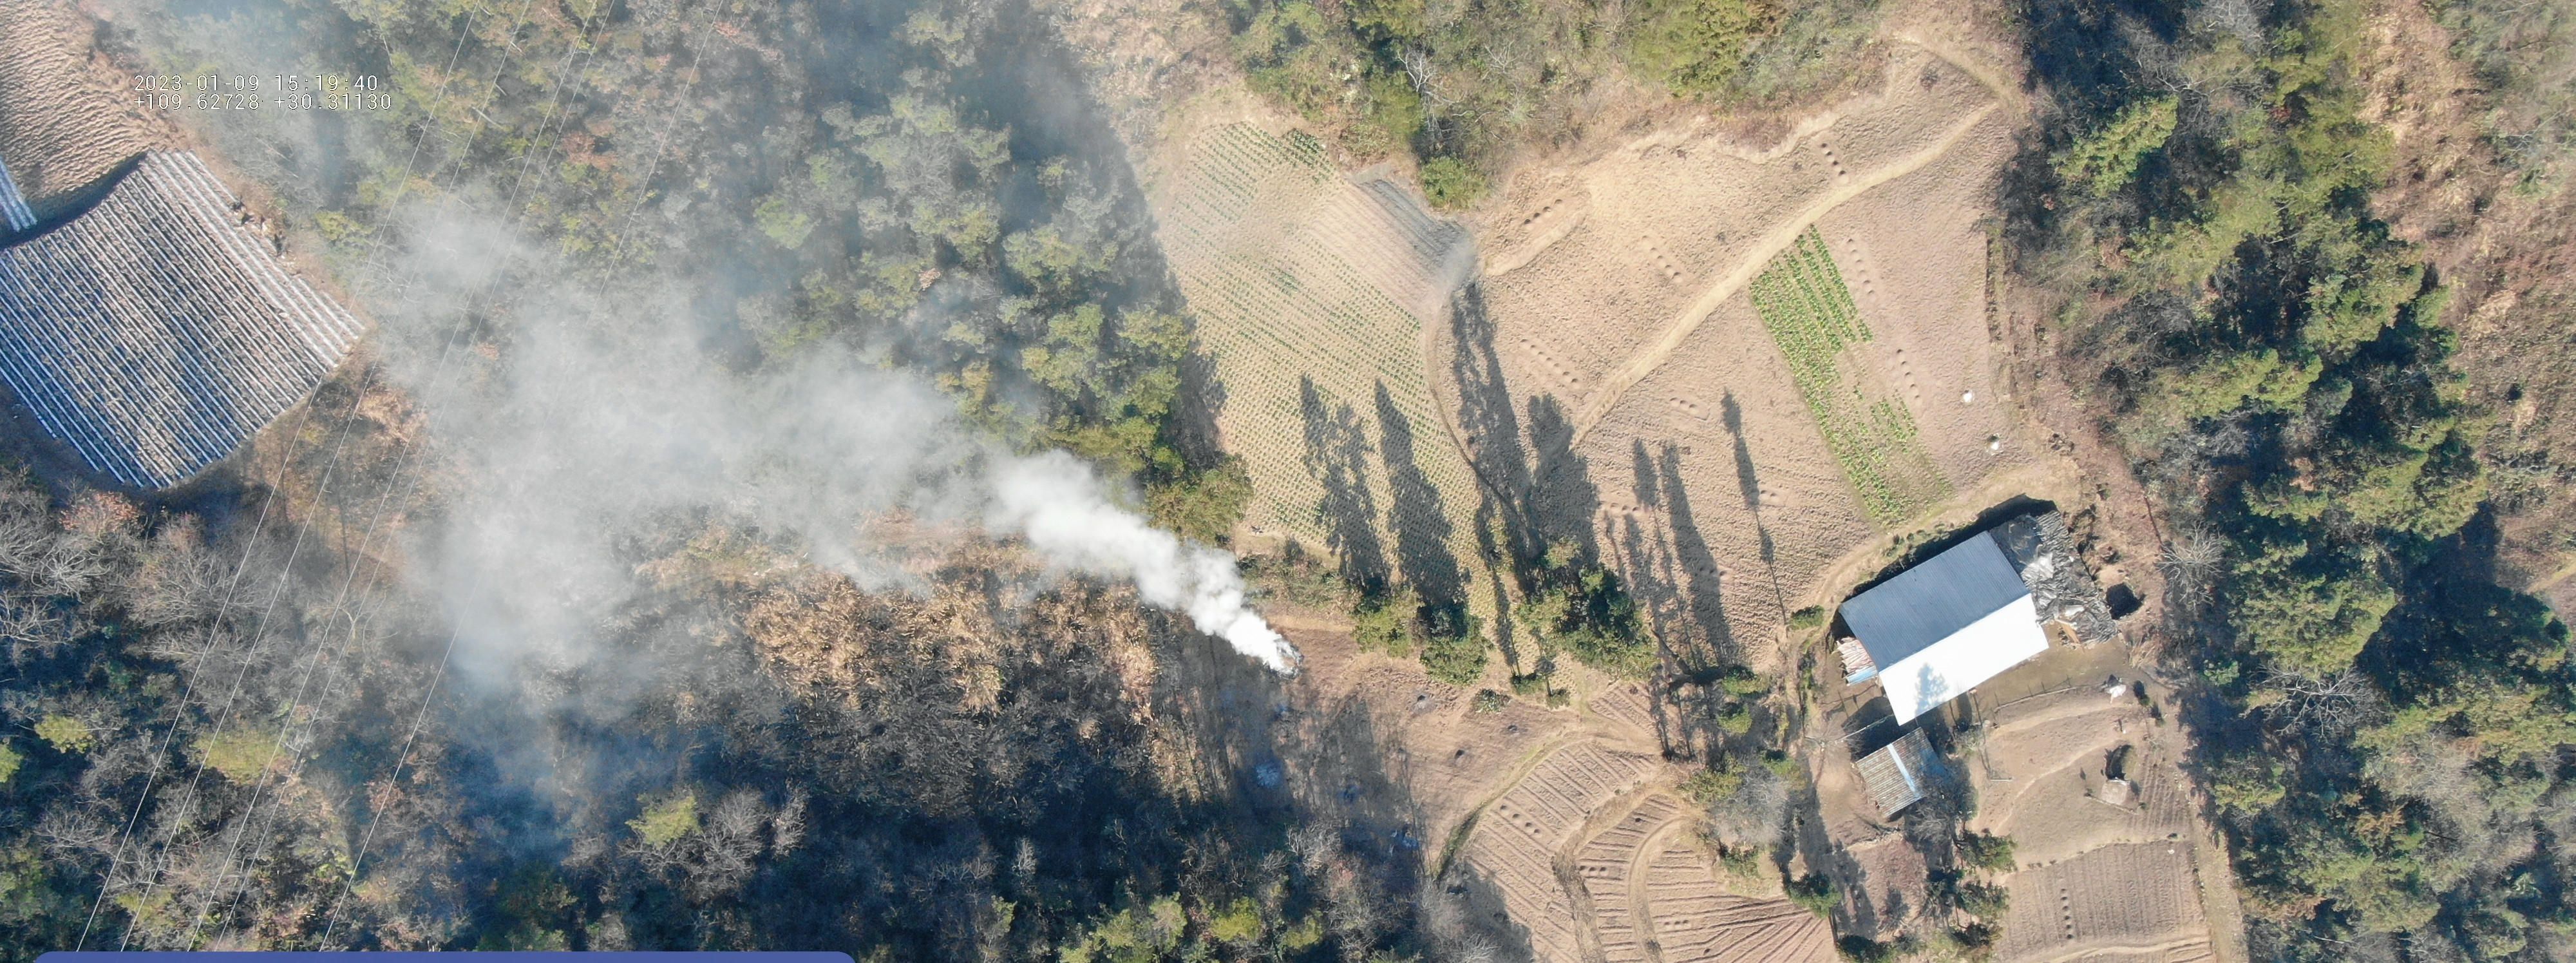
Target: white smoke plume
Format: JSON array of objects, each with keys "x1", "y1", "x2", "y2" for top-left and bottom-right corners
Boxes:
[
  {"x1": 991, "y1": 453, "x2": 1297, "y2": 671},
  {"x1": 383, "y1": 202, "x2": 1296, "y2": 684}
]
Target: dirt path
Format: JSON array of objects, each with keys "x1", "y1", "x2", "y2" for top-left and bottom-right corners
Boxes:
[
  {"x1": 1565, "y1": 101, "x2": 2003, "y2": 448},
  {"x1": 1892, "y1": 30, "x2": 2028, "y2": 119},
  {"x1": 1626, "y1": 807, "x2": 1698, "y2": 963},
  {"x1": 2023, "y1": 935, "x2": 2217, "y2": 963},
  {"x1": 1557, "y1": 783, "x2": 1673, "y2": 963}
]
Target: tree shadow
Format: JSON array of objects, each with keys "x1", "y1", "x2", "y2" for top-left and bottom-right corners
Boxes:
[
  {"x1": 1612, "y1": 506, "x2": 1687, "y2": 756},
  {"x1": 1300, "y1": 376, "x2": 1388, "y2": 589},
  {"x1": 1524, "y1": 396, "x2": 1600, "y2": 562},
  {"x1": 1446, "y1": 283, "x2": 1533, "y2": 562},
  {"x1": 1375, "y1": 382, "x2": 1465, "y2": 608},
  {"x1": 1658, "y1": 441, "x2": 1737, "y2": 663},
  {"x1": 1445, "y1": 283, "x2": 1533, "y2": 667}
]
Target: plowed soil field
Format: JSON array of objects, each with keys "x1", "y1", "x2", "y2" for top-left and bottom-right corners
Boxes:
[
  {"x1": 1452, "y1": 43, "x2": 2030, "y2": 665},
  {"x1": 1153, "y1": 112, "x2": 1497, "y2": 627},
  {"x1": 1971, "y1": 689, "x2": 2229, "y2": 963},
  {"x1": 0, "y1": 0, "x2": 172, "y2": 213}
]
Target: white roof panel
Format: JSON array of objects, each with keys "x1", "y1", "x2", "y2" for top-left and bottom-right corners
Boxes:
[{"x1": 1880, "y1": 595, "x2": 2050, "y2": 724}]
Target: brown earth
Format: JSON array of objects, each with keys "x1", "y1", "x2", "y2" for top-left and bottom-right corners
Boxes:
[
  {"x1": 0, "y1": 0, "x2": 176, "y2": 213},
  {"x1": 1455, "y1": 41, "x2": 2033, "y2": 669},
  {"x1": 1966, "y1": 663, "x2": 2239, "y2": 963}
]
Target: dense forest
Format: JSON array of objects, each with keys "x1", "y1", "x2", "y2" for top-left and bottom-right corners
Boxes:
[
  {"x1": 0, "y1": 0, "x2": 1452, "y2": 957},
  {"x1": 2007, "y1": 0, "x2": 2576, "y2": 954}
]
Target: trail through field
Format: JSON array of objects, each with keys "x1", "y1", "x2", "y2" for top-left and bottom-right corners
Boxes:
[
  {"x1": 1566, "y1": 102, "x2": 2002, "y2": 448},
  {"x1": 1625, "y1": 809, "x2": 1697, "y2": 963}
]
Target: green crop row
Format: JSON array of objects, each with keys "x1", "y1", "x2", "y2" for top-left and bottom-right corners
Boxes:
[{"x1": 1748, "y1": 227, "x2": 1947, "y2": 525}]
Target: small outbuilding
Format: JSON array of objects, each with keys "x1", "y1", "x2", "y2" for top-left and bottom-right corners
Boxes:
[{"x1": 1855, "y1": 728, "x2": 1939, "y2": 818}]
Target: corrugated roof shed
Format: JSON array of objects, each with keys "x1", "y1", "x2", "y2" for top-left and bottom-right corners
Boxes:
[
  {"x1": 1855, "y1": 728, "x2": 1938, "y2": 817},
  {"x1": 0, "y1": 151, "x2": 361, "y2": 487}
]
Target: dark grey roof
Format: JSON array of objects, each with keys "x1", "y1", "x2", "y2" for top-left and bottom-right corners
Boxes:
[
  {"x1": 1841, "y1": 531, "x2": 2032, "y2": 667},
  {"x1": 0, "y1": 152, "x2": 361, "y2": 487}
]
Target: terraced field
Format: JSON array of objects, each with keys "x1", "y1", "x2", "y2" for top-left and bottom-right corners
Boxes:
[
  {"x1": 0, "y1": 151, "x2": 363, "y2": 486},
  {"x1": 1158, "y1": 122, "x2": 1489, "y2": 605},
  {"x1": 1965, "y1": 686, "x2": 2228, "y2": 963},
  {"x1": 1457, "y1": 740, "x2": 1660, "y2": 959},
  {"x1": 1997, "y1": 843, "x2": 2214, "y2": 963},
  {"x1": 1639, "y1": 837, "x2": 1835, "y2": 963},
  {"x1": 1747, "y1": 228, "x2": 1947, "y2": 524}
]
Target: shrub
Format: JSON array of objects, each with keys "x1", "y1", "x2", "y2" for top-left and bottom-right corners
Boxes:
[
  {"x1": 1420, "y1": 622, "x2": 1489, "y2": 685},
  {"x1": 2052, "y1": 95, "x2": 2179, "y2": 196},
  {"x1": 1147, "y1": 458, "x2": 1255, "y2": 545},
  {"x1": 629, "y1": 791, "x2": 701, "y2": 847},
  {"x1": 1718, "y1": 844, "x2": 1763, "y2": 879},
  {"x1": 1624, "y1": 0, "x2": 1781, "y2": 97},
  {"x1": 1958, "y1": 831, "x2": 2016, "y2": 872},
  {"x1": 1719, "y1": 664, "x2": 1769, "y2": 698},
  {"x1": 1472, "y1": 690, "x2": 1509, "y2": 713},
  {"x1": 1786, "y1": 873, "x2": 1840, "y2": 916},
  {"x1": 1350, "y1": 586, "x2": 1424, "y2": 658},
  {"x1": 752, "y1": 195, "x2": 817, "y2": 249},
  {"x1": 1788, "y1": 605, "x2": 1827, "y2": 630},
  {"x1": 1680, "y1": 766, "x2": 1745, "y2": 803},
  {"x1": 34, "y1": 715, "x2": 93, "y2": 754},
  {"x1": 196, "y1": 729, "x2": 283, "y2": 783},
  {"x1": 1418, "y1": 157, "x2": 1487, "y2": 209},
  {"x1": 1761, "y1": 748, "x2": 1799, "y2": 777},
  {"x1": 1205, "y1": 897, "x2": 1262, "y2": 943},
  {"x1": 1955, "y1": 879, "x2": 2010, "y2": 919},
  {"x1": 1716, "y1": 701, "x2": 1755, "y2": 734}
]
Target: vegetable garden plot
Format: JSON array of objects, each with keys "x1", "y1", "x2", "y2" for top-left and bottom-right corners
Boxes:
[
  {"x1": 1746, "y1": 227, "x2": 1946, "y2": 525},
  {"x1": 0, "y1": 151, "x2": 362, "y2": 487}
]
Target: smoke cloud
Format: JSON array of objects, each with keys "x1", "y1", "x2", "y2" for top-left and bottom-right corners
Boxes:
[
  {"x1": 383, "y1": 199, "x2": 1295, "y2": 685},
  {"x1": 991, "y1": 453, "x2": 1295, "y2": 670}
]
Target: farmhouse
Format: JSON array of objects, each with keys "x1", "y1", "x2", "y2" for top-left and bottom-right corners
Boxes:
[
  {"x1": 1836, "y1": 511, "x2": 2112, "y2": 724},
  {"x1": 0, "y1": 151, "x2": 361, "y2": 488}
]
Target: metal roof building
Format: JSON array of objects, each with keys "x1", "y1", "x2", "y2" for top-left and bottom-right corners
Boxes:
[
  {"x1": 0, "y1": 151, "x2": 361, "y2": 487},
  {"x1": 1837, "y1": 526, "x2": 2052, "y2": 724},
  {"x1": 1855, "y1": 728, "x2": 1939, "y2": 817}
]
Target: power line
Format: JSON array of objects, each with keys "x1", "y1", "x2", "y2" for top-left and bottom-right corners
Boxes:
[
  {"x1": 322, "y1": 6, "x2": 724, "y2": 946},
  {"x1": 187, "y1": 10, "x2": 620, "y2": 939},
  {"x1": 77, "y1": 0, "x2": 544, "y2": 949},
  {"x1": 68, "y1": 1, "x2": 504, "y2": 942}
]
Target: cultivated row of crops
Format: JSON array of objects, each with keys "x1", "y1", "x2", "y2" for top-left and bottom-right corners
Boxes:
[
  {"x1": 1163, "y1": 123, "x2": 1487, "y2": 593},
  {"x1": 1747, "y1": 227, "x2": 1946, "y2": 525},
  {"x1": 0, "y1": 151, "x2": 362, "y2": 487}
]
